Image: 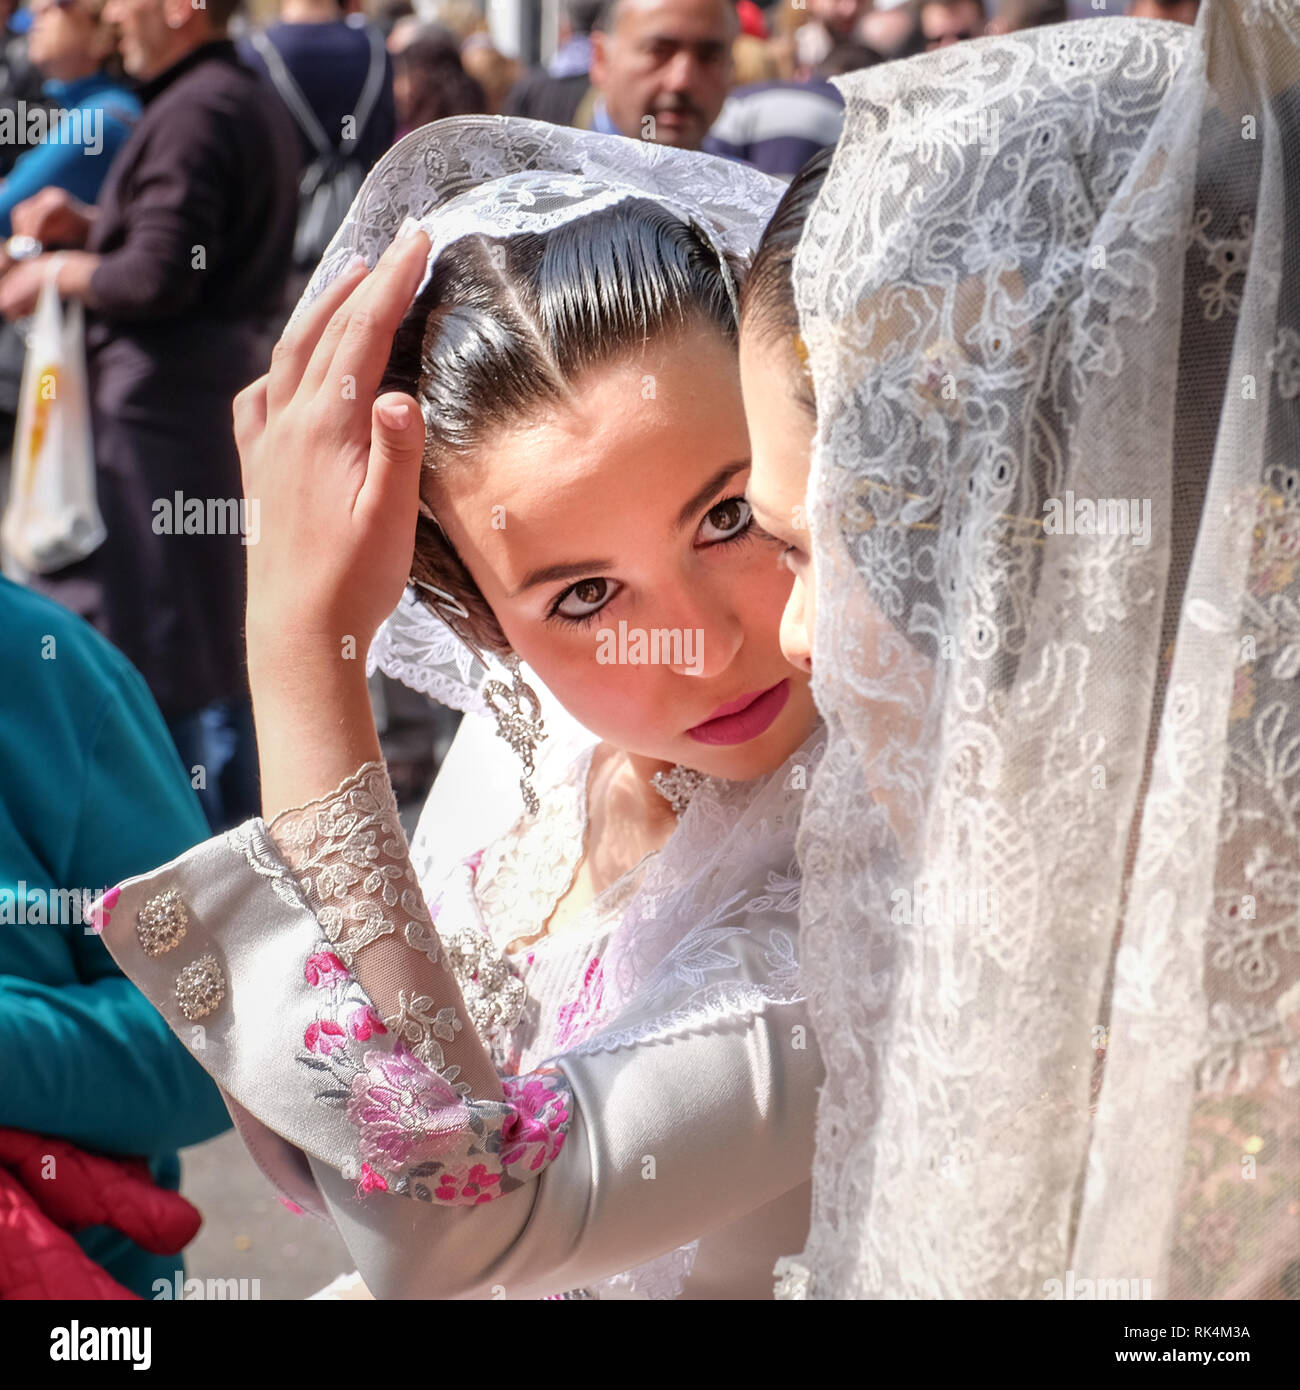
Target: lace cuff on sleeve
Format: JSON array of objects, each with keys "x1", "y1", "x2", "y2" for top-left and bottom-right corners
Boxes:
[{"x1": 266, "y1": 760, "x2": 503, "y2": 1102}]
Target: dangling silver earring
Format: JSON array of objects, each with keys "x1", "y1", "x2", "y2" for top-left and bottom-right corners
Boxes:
[{"x1": 482, "y1": 653, "x2": 547, "y2": 815}]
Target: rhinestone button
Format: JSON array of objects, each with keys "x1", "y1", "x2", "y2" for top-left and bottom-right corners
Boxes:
[
  {"x1": 175, "y1": 953, "x2": 226, "y2": 1021},
  {"x1": 135, "y1": 888, "x2": 189, "y2": 957}
]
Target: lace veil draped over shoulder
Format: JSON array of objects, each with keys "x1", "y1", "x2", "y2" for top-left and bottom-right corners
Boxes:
[{"x1": 783, "y1": 6, "x2": 1300, "y2": 1299}]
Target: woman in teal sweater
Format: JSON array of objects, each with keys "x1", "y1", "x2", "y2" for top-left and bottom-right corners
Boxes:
[{"x1": 0, "y1": 574, "x2": 233, "y2": 1297}]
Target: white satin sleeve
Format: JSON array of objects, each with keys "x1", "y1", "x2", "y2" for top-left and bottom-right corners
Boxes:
[{"x1": 89, "y1": 764, "x2": 821, "y2": 1298}]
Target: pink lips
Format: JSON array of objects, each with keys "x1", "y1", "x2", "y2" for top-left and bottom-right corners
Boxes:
[{"x1": 687, "y1": 679, "x2": 792, "y2": 747}]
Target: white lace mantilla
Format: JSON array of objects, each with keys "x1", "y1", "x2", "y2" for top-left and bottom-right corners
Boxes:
[{"x1": 785, "y1": 10, "x2": 1300, "y2": 1301}]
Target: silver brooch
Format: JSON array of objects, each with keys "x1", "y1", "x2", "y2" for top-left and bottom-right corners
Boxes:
[
  {"x1": 175, "y1": 953, "x2": 226, "y2": 1021},
  {"x1": 650, "y1": 765, "x2": 705, "y2": 817},
  {"x1": 136, "y1": 888, "x2": 189, "y2": 957}
]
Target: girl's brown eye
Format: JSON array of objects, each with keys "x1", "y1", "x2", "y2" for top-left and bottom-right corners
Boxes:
[
  {"x1": 700, "y1": 496, "x2": 753, "y2": 543},
  {"x1": 553, "y1": 576, "x2": 617, "y2": 621}
]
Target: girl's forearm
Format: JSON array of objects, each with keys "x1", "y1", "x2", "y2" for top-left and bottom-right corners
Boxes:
[{"x1": 247, "y1": 628, "x2": 383, "y2": 821}]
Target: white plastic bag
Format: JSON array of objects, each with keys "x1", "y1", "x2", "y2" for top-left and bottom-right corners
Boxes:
[{"x1": 1, "y1": 265, "x2": 103, "y2": 576}]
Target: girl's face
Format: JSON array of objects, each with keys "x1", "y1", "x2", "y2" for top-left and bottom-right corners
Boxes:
[
  {"x1": 431, "y1": 323, "x2": 819, "y2": 782},
  {"x1": 738, "y1": 324, "x2": 818, "y2": 677}
]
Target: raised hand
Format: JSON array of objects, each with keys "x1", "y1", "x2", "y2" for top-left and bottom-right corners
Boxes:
[
  {"x1": 232, "y1": 227, "x2": 432, "y2": 820},
  {"x1": 235, "y1": 228, "x2": 430, "y2": 664}
]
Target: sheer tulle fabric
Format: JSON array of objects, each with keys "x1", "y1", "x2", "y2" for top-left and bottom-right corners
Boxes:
[{"x1": 783, "y1": 8, "x2": 1300, "y2": 1299}]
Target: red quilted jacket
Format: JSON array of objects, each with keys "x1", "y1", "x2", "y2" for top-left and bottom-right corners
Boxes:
[{"x1": 0, "y1": 1128, "x2": 202, "y2": 1299}]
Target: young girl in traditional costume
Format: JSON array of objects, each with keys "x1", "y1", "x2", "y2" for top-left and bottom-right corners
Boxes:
[{"x1": 94, "y1": 120, "x2": 826, "y2": 1300}]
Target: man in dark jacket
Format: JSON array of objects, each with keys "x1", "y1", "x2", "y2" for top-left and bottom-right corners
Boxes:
[
  {"x1": 0, "y1": 0, "x2": 299, "y2": 832},
  {"x1": 503, "y1": 0, "x2": 602, "y2": 127}
]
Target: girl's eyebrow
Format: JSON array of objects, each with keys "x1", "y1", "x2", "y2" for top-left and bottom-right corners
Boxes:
[
  {"x1": 512, "y1": 558, "x2": 616, "y2": 597},
  {"x1": 511, "y1": 460, "x2": 751, "y2": 597},
  {"x1": 674, "y1": 460, "x2": 750, "y2": 532}
]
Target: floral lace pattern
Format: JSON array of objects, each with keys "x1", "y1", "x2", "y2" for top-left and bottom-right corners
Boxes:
[
  {"x1": 269, "y1": 764, "x2": 442, "y2": 977},
  {"x1": 267, "y1": 765, "x2": 575, "y2": 1205},
  {"x1": 786, "y1": 12, "x2": 1300, "y2": 1301}
]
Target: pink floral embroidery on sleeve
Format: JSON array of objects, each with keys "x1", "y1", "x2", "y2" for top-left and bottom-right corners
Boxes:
[
  {"x1": 433, "y1": 1162, "x2": 501, "y2": 1205},
  {"x1": 294, "y1": 945, "x2": 573, "y2": 1206},
  {"x1": 347, "y1": 1044, "x2": 476, "y2": 1170},
  {"x1": 500, "y1": 1075, "x2": 569, "y2": 1170},
  {"x1": 305, "y1": 1019, "x2": 348, "y2": 1055},
  {"x1": 305, "y1": 951, "x2": 349, "y2": 987},
  {"x1": 357, "y1": 1163, "x2": 388, "y2": 1196},
  {"x1": 87, "y1": 885, "x2": 120, "y2": 935}
]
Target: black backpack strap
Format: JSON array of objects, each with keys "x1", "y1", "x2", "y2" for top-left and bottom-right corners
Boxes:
[
  {"x1": 339, "y1": 24, "x2": 388, "y2": 158},
  {"x1": 249, "y1": 29, "x2": 333, "y2": 159}
]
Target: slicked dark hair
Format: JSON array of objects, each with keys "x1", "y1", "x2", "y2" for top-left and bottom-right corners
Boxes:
[
  {"x1": 381, "y1": 198, "x2": 744, "y2": 656},
  {"x1": 740, "y1": 145, "x2": 833, "y2": 406}
]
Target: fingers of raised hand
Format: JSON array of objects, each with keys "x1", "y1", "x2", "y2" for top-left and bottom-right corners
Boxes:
[
  {"x1": 306, "y1": 229, "x2": 430, "y2": 404},
  {"x1": 265, "y1": 256, "x2": 370, "y2": 410}
]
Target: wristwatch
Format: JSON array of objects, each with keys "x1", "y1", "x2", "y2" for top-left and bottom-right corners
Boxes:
[{"x1": 5, "y1": 235, "x2": 43, "y2": 261}]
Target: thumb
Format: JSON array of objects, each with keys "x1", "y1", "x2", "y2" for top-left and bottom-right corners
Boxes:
[{"x1": 364, "y1": 391, "x2": 425, "y2": 516}]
